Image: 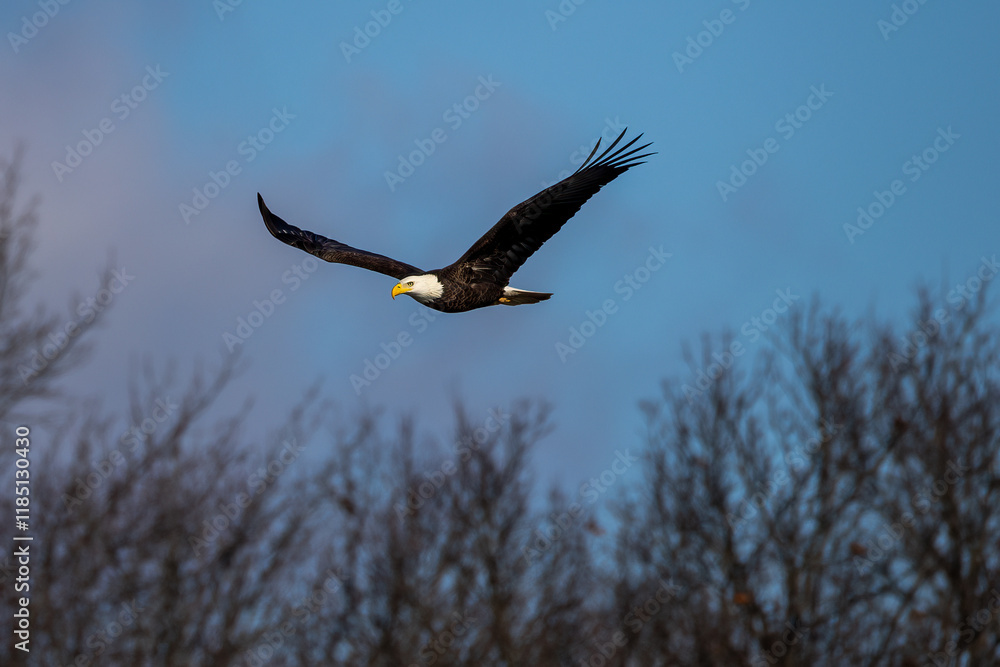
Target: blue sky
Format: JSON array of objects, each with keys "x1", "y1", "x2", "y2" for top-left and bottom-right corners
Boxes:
[{"x1": 3, "y1": 1, "x2": 997, "y2": 494}]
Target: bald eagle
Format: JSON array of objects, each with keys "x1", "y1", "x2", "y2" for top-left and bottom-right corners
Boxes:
[{"x1": 258, "y1": 129, "x2": 653, "y2": 313}]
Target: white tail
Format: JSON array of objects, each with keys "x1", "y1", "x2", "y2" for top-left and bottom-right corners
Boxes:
[{"x1": 499, "y1": 287, "x2": 553, "y2": 306}]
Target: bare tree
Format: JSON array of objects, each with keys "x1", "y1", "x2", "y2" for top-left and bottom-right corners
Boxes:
[
  {"x1": 1, "y1": 150, "x2": 998, "y2": 665},
  {"x1": 0, "y1": 149, "x2": 120, "y2": 425},
  {"x1": 611, "y1": 290, "x2": 1000, "y2": 666}
]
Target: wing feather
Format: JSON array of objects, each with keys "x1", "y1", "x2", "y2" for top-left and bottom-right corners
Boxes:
[
  {"x1": 452, "y1": 129, "x2": 654, "y2": 282},
  {"x1": 258, "y1": 194, "x2": 423, "y2": 280}
]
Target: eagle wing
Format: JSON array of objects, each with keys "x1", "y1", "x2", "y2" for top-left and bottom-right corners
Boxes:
[
  {"x1": 258, "y1": 194, "x2": 423, "y2": 280},
  {"x1": 452, "y1": 129, "x2": 654, "y2": 282}
]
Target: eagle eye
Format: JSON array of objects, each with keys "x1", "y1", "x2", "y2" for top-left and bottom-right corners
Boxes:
[{"x1": 406, "y1": 281, "x2": 414, "y2": 286}]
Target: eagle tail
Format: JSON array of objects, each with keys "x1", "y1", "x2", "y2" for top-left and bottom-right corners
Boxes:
[{"x1": 499, "y1": 287, "x2": 553, "y2": 306}]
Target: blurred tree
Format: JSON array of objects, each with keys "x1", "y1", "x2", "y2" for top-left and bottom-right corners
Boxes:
[
  {"x1": 611, "y1": 293, "x2": 1000, "y2": 667},
  {"x1": 0, "y1": 151, "x2": 997, "y2": 666},
  {"x1": 0, "y1": 148, "x2": 116, "y2": 425}
]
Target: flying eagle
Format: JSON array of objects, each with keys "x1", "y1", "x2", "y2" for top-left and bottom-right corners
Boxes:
[{"x1": 258, "y1": 129, "x2": 653, "y2": 313}]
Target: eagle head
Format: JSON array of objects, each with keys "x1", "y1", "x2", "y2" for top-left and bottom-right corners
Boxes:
[{"x1": 391, "y1": 274, "x2": 444, "y2": 303}]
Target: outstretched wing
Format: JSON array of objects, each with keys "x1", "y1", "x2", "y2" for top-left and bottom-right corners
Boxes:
[
  {"x1": 452, "y1": 129, "x2": 654, "y2": 282},
  {"x1": 258, "y1": 194, "x2": 423, "y2": 280}
]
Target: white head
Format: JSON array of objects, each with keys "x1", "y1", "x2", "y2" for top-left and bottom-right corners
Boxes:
[{"x1": 391, "y1": 274, "x2": 444, "y2": 303}]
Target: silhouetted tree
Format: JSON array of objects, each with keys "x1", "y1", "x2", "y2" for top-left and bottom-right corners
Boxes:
[
  {"x1": 611, "y1": 291, "x2": 1000, "y2": 667},
  {"x1": 1, "y1": 150, "x2": 998, "y2": 666},
  {"x1": 0, "y1": 149, "x2": 115, "y2": 424}
]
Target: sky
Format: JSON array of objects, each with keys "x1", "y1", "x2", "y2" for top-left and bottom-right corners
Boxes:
[{"x1": 2, "y1": 1, "x2": 998, "y2": 496}]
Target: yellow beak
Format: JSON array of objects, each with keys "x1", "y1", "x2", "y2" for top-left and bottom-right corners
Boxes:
[{"x1": 391, "y1": 283, "x2": 410, "y2": 299}]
